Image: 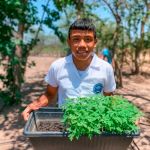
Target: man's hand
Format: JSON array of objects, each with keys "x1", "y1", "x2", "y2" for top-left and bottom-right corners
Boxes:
[
  {"x1": 135, "y1": 119, "x2": 140, "y2": 126},
  {"x1": 22, "y1": 85, "x2": 58, "y2": 121},
  {"x1": 22, "y1": 102, "x2": 41, "y2": 121}
]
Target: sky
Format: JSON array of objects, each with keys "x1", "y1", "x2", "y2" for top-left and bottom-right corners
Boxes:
[
  {"x1": 33, "y1": 0, "x2": 114, "y2": 35},
  {"x1": 24, "y1": 0, "x2": 115, "y2": 43},
  {"x1": 23, "y1": 1, "x2": 148, "y2": 45}
]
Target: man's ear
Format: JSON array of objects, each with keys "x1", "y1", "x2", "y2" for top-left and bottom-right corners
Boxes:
[
  {"x1": 95, "y1": 38, "x2": 97, "y2": 44},
  {"x1": 67, "y1": 38, "x2": 71, "y2": 47},
  {"x1": 94, "y1": 38, "x2": 97, "y2": 48}
]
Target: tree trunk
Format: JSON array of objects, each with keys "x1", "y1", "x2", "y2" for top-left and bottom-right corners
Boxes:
[
  {"x1": 111, "y1": 25, "x2": 120, "y2": 56},
  {"x1": 102, "y1": 0, "x2": 123, "y2": 87},
  {"x1": 114, "y1": 59, "x2": 123, "y2": 88},
  {"x1": 134, "y1": 49, "x2": 140, "y2": 74},
  {"x1": 134, "y1": 0, "x2": 150, "y2": 74},
  {"x1": 111, "y1": 24, "x2": 122, "y2": 88},
  {"x1": 13, "y1": 25, "x2": 24, "y2": 90},
  {"x1": 14, "y1": 0, "x2": 27, "y2": 90}
]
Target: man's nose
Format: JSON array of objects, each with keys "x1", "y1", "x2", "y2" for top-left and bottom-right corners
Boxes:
[{"x1": 79, "y1": 39, "x2": 86, "y2": 47}]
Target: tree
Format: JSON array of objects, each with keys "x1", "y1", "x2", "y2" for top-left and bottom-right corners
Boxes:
[
  {"x1": 0, "y1": 0, "x2": 38, "y2": 104},
  {"x1": 99, "y1": 0, "x2": 127, "y2": 87},
  {"x1": 125, "y1": 0, "x2": 150, "y2": 74}
]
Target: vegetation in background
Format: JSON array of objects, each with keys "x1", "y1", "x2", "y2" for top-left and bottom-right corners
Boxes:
[
  {"x1": 0, "y1": 0, "x2": 150, "y2": 105},
  {"x1": 0, "y1": 0, "x2": 38, "y2": 105},
  {"x1": 62, "y1": 95, "x2": 142, "y2": 141}
]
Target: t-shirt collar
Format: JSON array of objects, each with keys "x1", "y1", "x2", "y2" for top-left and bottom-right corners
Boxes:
[{"x1": 66, "y1": 53, "x2": 100, "y2": 68}]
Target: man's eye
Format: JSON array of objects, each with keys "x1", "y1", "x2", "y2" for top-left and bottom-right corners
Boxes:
[
  {"x1": 85, "y1": 38, "x2": 92, "y2": 42},
  {"x1": 72, "y1": 38, "x2": 80, "y2": 42}
]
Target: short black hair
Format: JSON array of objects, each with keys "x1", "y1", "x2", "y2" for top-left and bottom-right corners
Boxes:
[{"x1": 68, "y1": 18, "x2": 97, "y2": 39}]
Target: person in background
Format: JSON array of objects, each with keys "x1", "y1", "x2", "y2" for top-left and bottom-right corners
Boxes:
[
  {"x1": 99, "y1": 48, "x2": 112, "y2": 64},
  {"x1": 98, "y1": 48, "x2": 115, "y2": 70}
]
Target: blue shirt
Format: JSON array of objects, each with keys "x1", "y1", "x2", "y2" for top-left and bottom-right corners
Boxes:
[{"x1": 101, "y1": 48, "x2": 112, "y2": 64}]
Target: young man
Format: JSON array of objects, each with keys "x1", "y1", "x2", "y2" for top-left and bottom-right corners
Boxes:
[{"x1": 22, "y1": 18, "x2": 116, "y2": 121}]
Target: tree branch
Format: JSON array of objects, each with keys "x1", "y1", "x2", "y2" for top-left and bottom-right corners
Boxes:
[{"x1": 34, "y1": 0, "x2": 51, "y2": 42}]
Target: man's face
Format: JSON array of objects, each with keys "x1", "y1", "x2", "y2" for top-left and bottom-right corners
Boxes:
[{"x1": 67, "y1": 30, "x2": 97, "y2": 61}]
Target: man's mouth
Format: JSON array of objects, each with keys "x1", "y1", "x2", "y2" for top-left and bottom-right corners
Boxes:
[
  {"x1": 77, "y1": 50, "x2": 88, "y2": 54},
  {"x1": 73, "y1": 50, "x2": 93, "y2": 60}
]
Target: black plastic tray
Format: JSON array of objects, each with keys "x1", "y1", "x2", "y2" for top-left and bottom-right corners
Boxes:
[{"x1": 23, "y1": 107, "x2": 140, "y2": 150}]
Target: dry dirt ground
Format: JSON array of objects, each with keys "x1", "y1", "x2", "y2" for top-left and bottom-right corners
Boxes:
[{"x1": 0, "y1": 56, "x2": 150, "y2": 150}]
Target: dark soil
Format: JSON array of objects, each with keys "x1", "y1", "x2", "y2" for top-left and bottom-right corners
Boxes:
[{"x1": 37, "y1": 121, "x2": 65, "y2": 132}]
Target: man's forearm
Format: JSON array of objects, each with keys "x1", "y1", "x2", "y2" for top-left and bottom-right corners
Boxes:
[
  {"x1": 29, "y1": 93, "x2": 49, "y2": 108},
  {"x1": 22, "y1": 85, "x2": 57, "y2": 121}
]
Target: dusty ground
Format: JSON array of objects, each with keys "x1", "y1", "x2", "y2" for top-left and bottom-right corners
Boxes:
[{"x1": 0, "y1": 56, "x2": 150, "y2": 150}]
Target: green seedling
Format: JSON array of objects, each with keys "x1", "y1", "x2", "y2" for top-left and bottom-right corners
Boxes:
[{"x1": 62, "y1": 95, "x2": 143, "y2": 141}]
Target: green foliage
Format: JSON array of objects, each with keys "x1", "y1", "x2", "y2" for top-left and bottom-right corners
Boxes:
[
  {"x1": 0, "y1": 0, "x2": 38, "y2": 105},
  {"x1": 44, "y1": 0, "x2": 100, "y2": 43},
  {"x1": 43, "y1": 2, "x2": 65, "y2": 43},
  {"x1": 62, "y1": 95, "x2": 142, "y2": 141},
  {"x1": 53, "y1": 0, "x2": 74, "y2": 11}
]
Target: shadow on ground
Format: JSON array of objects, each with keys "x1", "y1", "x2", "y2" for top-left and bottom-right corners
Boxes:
[
  {"x1": 116, "y1": 92, "x2": 150, "y2": 150},
  {"x1": 0, "y1": 73, "x2": 150, "y2": 149},
  {"x1": 0, "y1": 74, "x2": 47, "y2": 150}
]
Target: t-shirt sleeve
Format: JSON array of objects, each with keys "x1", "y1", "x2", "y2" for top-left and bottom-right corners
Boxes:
[
  {"x1": 44, "y1": 62, "x2": 58, "y2": 87},
  {"x1": 104, "y1": 65, "x2": 116, "y2": 92}
]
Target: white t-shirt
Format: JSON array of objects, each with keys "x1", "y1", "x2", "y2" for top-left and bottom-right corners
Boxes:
[{"x1": 45, "y1": 54, "x2": 116, "y2": 107}]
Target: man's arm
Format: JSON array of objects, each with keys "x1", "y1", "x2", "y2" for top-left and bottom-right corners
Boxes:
[
  {"x1": 103, "y1": 92, "x2": 114, "y2": 96},
  {"x1": 22, "y1": 84, "x2": 58, "y2": 121}
]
